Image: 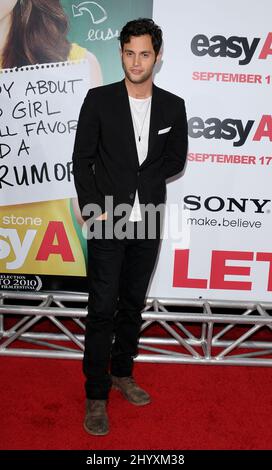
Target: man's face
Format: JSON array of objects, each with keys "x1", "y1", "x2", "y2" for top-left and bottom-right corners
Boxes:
[{"x1": 121, "y1": 34, "x2": 159, "y2": 85}]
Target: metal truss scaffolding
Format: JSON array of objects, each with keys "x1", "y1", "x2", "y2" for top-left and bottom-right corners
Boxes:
[{"x1": 1, "y1": 291, "x2": 272, "y2": 366}]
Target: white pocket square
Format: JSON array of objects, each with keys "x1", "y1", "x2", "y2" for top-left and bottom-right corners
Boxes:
[{"x1": 158, "y1": 126, "x2": 171, "y2": 135}]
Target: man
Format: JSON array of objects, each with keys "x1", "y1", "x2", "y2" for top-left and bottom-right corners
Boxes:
[{"x1": 72, "y1": 18, "x2": 188, "y2": 436}]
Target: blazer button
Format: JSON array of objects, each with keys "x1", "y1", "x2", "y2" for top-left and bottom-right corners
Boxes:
[
  {"x1": 137, "y1": 171, "x2": 140, "y2": 176},
  {"x1": 129, "y1": 193, "x2": 134, "y2": 199}
]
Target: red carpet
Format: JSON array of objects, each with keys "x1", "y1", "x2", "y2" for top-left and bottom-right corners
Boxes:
[{"x1": 0, "y1": 358, "x2": 271, "y2": 450}]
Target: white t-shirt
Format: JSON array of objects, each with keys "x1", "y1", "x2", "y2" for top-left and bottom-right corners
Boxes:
[{"x1": 128, "y1": 95, "x2": 152, "y2": 222}]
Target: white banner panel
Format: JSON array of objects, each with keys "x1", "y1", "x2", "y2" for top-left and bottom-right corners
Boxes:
[
  {"x1": 149, "y1": 0, "x2": 272, "y2": 301},
  {"x1": 0, "y1": 61, "x2": 89, "y2": 206}
]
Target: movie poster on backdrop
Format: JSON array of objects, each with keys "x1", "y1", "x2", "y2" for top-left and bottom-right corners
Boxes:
[
  {"x1": 0, "y1": 0, "x2": 153, "y2": 291},
  {"x1": 149, "y1": 0, "x2": 272, "y2": 301}
]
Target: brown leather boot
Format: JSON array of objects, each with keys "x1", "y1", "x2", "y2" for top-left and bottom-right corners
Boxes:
[
  {"x1": 84, "y1": 399, "x2": 109, "y2": 436},
  {"x1": 111, "y1": 375, "x2": 151, "y2": 406}
]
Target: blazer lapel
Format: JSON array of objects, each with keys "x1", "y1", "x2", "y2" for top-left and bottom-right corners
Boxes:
[
  {"x1": 140, "y1": 83, "x2": 162, "y2": 169},
  {"x1": 118, "y1": 80, "x2": 139, "y2": 170}
]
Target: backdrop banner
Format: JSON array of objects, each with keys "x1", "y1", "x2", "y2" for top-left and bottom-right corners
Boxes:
[
  {"x1": 1, "y1": 0, "x2": 271, "y2": 302},
  {"x1": 149, "y1": 0, "x2": 272, "y2": 301},
  {"x1": 0, "y1": 0, "x2": 153, "y2": 291}
]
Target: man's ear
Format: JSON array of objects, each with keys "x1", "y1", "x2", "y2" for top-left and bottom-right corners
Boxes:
[
  {"x1": 119, "y1": 47, "x2": 123, "y2": 58},
  {"x1": 156, "y1": 50, "x2": 162, "y2": 64}
]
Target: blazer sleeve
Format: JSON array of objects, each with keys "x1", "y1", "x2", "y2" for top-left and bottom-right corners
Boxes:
[
  {"x1": 72, "y1": 89, "x2": 104, "y2": 216},
  {"x1": 162, "y1": 99, "x2": 188, "y2": 179}
]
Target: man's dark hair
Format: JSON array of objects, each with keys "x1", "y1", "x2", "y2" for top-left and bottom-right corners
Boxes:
[{"x1": 119, "y1": 18, "x2": 162, "y2": 57}]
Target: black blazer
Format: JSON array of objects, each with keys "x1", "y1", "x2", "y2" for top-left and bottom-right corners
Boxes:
[{"x1": 72, "y1": 79, "x2": 188, "y2": 218}]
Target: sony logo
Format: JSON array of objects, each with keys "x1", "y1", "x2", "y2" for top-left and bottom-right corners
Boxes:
[{"x1": 183, "y1": 196, "x2": 270, "y2": 213}]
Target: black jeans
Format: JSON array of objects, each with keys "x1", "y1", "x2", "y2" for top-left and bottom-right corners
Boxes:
[{"x1": 83, "y1": 222, "x2": 161, "y2": 399}]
